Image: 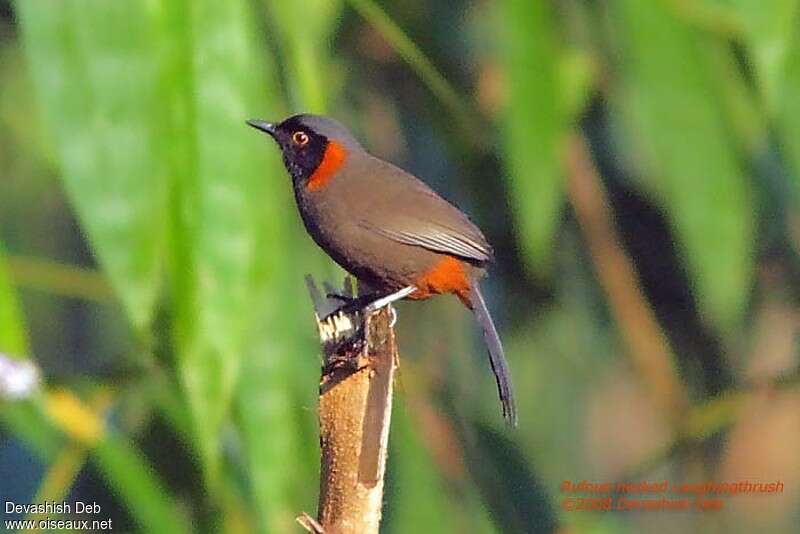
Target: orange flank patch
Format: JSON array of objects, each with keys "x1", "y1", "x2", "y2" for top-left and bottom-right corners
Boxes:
[
  {"x1": 307, "y1": 141, "x2": 348, "y2": 192},
  {"x1": 412, "y1": 256, "x2": 471, "y2": 305}
]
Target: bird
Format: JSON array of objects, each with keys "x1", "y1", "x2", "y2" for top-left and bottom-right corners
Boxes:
[{"x1": 247, "y1": 114, "x2": 516, "y2": 426}]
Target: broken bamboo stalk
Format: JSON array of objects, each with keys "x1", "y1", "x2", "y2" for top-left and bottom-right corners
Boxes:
[{"x1": 298, "y1": 277, "x2": 398, "y2": 534}]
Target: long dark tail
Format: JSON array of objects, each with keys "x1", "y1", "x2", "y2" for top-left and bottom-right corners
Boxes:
[{"x1": 469, "y1": 282, "x2": 517, "y2": 427}]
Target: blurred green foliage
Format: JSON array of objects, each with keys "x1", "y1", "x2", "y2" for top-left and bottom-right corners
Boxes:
[
  {"x1": 0, "y1": 244, "x2": 27, "y2": 356},
  {"x1": 500, "y1": 0, "x2": 565, "y2": 275},
  {"x1": 612, "y1": 0, "x2": 753, "y2": 332},
  {"x1": 2, "y1": 1, "x2": 800, "y2": 533}
]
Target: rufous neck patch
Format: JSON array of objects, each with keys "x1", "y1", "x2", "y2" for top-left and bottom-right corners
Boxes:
[{"x1": 307, "y1": 141, "x2": 347, "y2": 192}]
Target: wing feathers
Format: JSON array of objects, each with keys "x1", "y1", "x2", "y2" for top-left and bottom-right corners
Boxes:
[
  {"x1": 352, "y1": 157, "x2": 493, "y2": 264},
  {"x1": 359, "y1": 220, "x2": 493, "y2": 263}
]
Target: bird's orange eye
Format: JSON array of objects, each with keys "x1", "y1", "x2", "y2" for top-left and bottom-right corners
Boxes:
[{"x1": 292, "y1": 131, "x2": 310, "y2": 146}]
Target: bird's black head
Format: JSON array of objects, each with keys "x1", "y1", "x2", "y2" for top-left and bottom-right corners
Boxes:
[{"x1": 247, "y1": 114, "x2": 360, "y2": 185}]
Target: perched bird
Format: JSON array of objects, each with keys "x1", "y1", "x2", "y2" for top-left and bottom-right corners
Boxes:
[{"x1": 247, "y1": 114, "x2": 516, "y2": 426}]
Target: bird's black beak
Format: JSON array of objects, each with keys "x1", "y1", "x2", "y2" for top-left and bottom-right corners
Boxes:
[{"x1": 246, "y1": 119, "x2": 276, "y2": 137}]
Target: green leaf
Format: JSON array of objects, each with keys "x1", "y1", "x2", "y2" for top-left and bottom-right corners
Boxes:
[
  {"x1": 611, "y1": 0, "x2": 753, "y2": 330},
  {"x1": 775, "y1": 18, "x2": 800, "y2": 203},
  {"x1": 0, "y1": 245, "x2": 57, "y2": 490},
  {"x1": 14, "y1": 0, "x2": 168, "y2": 330},
  {"x1": 671, "y1": 0, "x2": 744, "y2": 37},
  {"x1": 268, "y1": 0, "x2": 342, "y2": 112},
  {"x1": 222, "y1": 8, "x2": 321, "y2": 531},
  {"x1": 705, "y1": 41, "x2": 768, "y2": 153},
  {"x1": 236, "y1": 296, "x2": 318, "y2": 533},
  {"x1": 16, "y1": 0, "x2": 318, "y2": 520},
  {"x1": 235, "y1": 173, "x2": 323, "y2": 530},
  {"x1": 0, "y1": 242, "x2": 29, "y2": 356},
  {"x1": 499, "y1": 0, "x2": 567, "y2": 275},
  {"x1": 92, "y1": 433, "x2": 187, "y2": 534},
  {"x1": 7, "y1": 392, "x2": 187, "y2": 534},
  {"x1": 731, "y1": 0, "x2": 800, "y2": 113},
  {"x1": 160, "y1": 0, "x2": 285, "y2": 488},
  {"x1": 346, "y1": 0, "x2": 478, "y2": 136}
]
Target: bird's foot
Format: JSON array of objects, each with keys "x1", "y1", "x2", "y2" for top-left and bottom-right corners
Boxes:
[
  {"x1": 309, "y1": 276, "x2": 414, "y2": 322},
  {"x1": 306, "y1": 276, "x2": 409, "y2": 368},
  {"x1": 324, "y1": 285, "x2": 415, "y2": 320}
]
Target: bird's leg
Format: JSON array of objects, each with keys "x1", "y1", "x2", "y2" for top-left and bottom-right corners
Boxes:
[
  {"x1": 323, "y1": 283, "x2": 415, "y2": 319},
  {"x1": 364, "y1": 286, "x2": 416, "y2": 314}
]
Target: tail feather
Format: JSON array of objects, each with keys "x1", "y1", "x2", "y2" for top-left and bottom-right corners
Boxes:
[{"x1": 469, "y1": 283, "x2": 517, "y2": 427}]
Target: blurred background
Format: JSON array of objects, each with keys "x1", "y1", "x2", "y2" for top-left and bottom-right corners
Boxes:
[{"x1": 1, "y1": 0, "x2": 799, "y2": 532}]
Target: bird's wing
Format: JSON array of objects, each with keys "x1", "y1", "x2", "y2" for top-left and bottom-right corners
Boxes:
[
  {"x1": 353, "y1": 158, "x2": 493, "y2": 263},
  {"x1": 358, "y1": 219, "x2": 493, "y2": 263}
]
